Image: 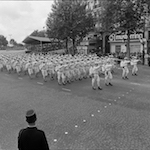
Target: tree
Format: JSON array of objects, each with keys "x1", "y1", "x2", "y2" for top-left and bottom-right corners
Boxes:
[
  {"x1": 10, "y1": 39, "x2": 17, "y2": 46},
  {"x1": 30, "y1": 30, "x2": 46, "y2": 37},
  {"x1": 0, "y1": 35, "x2": 8, "y2": 49},
  {"x1": 46, "y1": 0, "x2": 94, "y2": 54},
  {"x1": 30, "y1": 30, "x2": 39, "y2": 36},
  {"x1": 100, "y1": 0, "x2": 150, "y2": 58}
]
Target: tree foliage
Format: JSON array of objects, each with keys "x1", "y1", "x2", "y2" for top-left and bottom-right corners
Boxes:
[
  {"x1": 101, "y1": 0, "x2": 149, "y2": 32},
  {"x1": 10, "y1": 39, "x2": 17, "y2": 46},
  {"x1": 0, "y1": 35, "x2": 8, "y2": 48},
  {"x1": 46, "y1": 0, "x2": 94, "y2": 54},
  {"x1": 100, "y1": 0, "x2": 150, "y2": 57},
  {"x1": 30, "y1": 30, "x2": 46, "y2": 37}
]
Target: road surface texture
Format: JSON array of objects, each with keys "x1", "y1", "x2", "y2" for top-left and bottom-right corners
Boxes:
[{"x1": 0, "y1": 51, "x2": 150, "y2": 150}]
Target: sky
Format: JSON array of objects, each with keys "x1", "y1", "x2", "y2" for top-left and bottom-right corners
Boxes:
[{"x1": 0, "y1": 0, "x2": 54, "y2": 43}]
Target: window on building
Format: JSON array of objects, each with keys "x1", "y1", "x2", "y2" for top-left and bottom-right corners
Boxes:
[
  {"x1": 115, "y1": 45, "x2": 121, "y2": 53},
  {"x1": 130, "y1": 45, "x2": 141, "y2": 53}
]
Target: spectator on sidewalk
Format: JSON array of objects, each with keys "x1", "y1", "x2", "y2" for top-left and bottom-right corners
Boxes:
[{"x1": 18, "y1": 109, "x2": 49, "y2": 150}]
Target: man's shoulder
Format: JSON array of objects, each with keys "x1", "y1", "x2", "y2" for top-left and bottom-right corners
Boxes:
[{"x1": 36, "y1": 128, "x2": 45, "y2": 134}]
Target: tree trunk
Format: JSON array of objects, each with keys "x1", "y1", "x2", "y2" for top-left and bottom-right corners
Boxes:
[
  {"x1": 102, "y1": 32, "x2": 106, "y2": 54},
  {"x1": 65, "y1": 38, "x2": 68, "y2": 54},
  {"x1": 72, "y1": 38, "x2": 76, "y2": 55},
  {"x1": 127, "y1": 30, "x2": 130, "y2": 58},
  {"x1": 142, "y1": 43, "x2": 145, "y2": 65}
]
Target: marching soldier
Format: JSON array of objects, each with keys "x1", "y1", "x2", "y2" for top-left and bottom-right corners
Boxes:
[
  {"x1": 130, "y1": 56, "x2": 141, "y2": 76},
  {"x1": 91, "y1": 61, "x2": 102, "y2": 90},
  {"x1": 104, "y1": 59, "x2": 113, "y2": 86},
  {"x1": 120, "y1": 57, "x2": 130, "y2": 79}
]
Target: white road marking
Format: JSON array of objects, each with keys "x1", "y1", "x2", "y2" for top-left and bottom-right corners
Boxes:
[
  {"x1": 62, "y1": 88, "x2": 71, "y2": 92},
  {"x1": 130, "y1": 82, "x2": 141, "y2": 86},
  {"x1": 37, "y1": 82, "x2": 43, "y2": 85},
  {"x1": 54, "y1": 139, "x2": 57, "y2": 142},
  {"x1": 18, "y1": 77, "x2": 23, "y2": 80},
  {"x1": 75, "y1": 125, "x2": 78, "y2": 128}
]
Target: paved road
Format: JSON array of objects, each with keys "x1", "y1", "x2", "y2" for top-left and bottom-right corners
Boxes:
[{"x1": 0, "y1": 58, "x2": 150, "y2": 149}]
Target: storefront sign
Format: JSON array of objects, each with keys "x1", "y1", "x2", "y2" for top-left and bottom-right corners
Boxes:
[{"x1": 109, "y1": 33, "x2": 143, "y2": 42}]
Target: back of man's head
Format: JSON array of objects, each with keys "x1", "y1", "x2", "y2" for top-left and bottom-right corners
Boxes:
[{"x1": 26, "y1": 109, "x2": 37, "y2": 124}]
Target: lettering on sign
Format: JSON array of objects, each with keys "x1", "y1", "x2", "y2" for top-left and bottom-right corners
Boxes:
[{"x1": 109, "y1": 33, "x2": 143, "y2": 42}]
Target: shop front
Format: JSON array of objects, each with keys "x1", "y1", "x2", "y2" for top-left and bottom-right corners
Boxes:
[{"x1": 109, "y1": 33, "x2": 147, "y2": 54}]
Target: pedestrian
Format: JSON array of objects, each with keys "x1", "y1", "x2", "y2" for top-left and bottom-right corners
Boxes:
[{"x1": 18, "y1": 109, "x2": 49, "y2": 150}]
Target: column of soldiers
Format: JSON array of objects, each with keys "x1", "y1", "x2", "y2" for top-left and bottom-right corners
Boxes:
[{"x1": 0, "y1": 53, "x2": 140, "y2": 90}]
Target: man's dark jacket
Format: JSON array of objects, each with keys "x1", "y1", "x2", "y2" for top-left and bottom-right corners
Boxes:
[{"x1": 18, "y1": 127, "x2": 49, "y2": 150}]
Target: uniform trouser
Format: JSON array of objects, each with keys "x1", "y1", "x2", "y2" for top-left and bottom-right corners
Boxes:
[
  {"x1": 92, "y1": 74, "x2": 100, "y2": 87},
  {"x1": 41, "y1": 69, "x2": 48, "y2": 79},
  {"x1": 76, "y1": 69, "x2": 80, "y2": 79},
  {"x1": 65, "y1": 71, "x2": 70, "y2": 82},
  {"x1": 48, "y1": 70, "x2": 53, "y2": 78},
  {"x1": 132, "y1": 65, "x2": 138, "y2": 74},
  {"x1": 70, "y1": 70, "x2": 75, "y2": 81},
  {"x1": 57, "y1": 72, "x2": 65, "y2": 84},
  {"x1": 82, "y1": 68, "x2": 86, "y2": 78},
  {"x1": 34, "y1": 67, "x2": 39, "y2": 75},
  {"x1": 74, "y1": 70, "x2": 79, "y2": 80},
  {"x1": 0, "y1": 64, "x2": 3, "y2": 70},
  {"x1": 16, "y1": 66, "x2": 21, "y2": 73},
  {"x1": 28, "y1": 68, "x2": 33, "y2": 76},
  {"x1": 6, "y1": 65, "x2": 11, "y2": 71},
  {"x1": 105, "y1": 70, "x2": 113, "y2": 83},
  {"x1": 61, "y1": 73, "x2": 66, "y2": 83},
  {"x1": 85, "y1": 68, "x2": 89, "y2": 78},
  {"x1": 122, "y1": 66, "x2": 129, "y2": 77}
]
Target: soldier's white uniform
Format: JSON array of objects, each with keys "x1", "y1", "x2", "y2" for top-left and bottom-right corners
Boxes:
[
  {"x1": 55, "y1": 64, "x2": 63, "y2": 85},
  {"x1": 104, "y1": 59, "x2": 113, "y2": 86},
  {"x1": 27, "y1": 62, "x2": 34, "y2": 78},
  {"x1": 91, "y1": 62, "x2": 102, "y2": 90},
  {"x1": 130, "y1": 57, "x2": 140, "y2": 76},
  {"x1": 15, "y1": 61, "x2": 22, "y2": 75},
  {"x1": 120, "y1": 57, "x2": 130, "y2": 79},
  {"x1": 40, "y1": 62, "x2": 48, "y2": 82}
]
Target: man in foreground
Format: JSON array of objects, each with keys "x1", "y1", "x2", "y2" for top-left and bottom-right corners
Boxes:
[{"x1": 18, "y1": 109, "x2": 49, "y2": 150}]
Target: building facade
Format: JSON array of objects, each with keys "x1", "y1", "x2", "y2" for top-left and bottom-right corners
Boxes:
[{"x1": 109, "y1": 33, "x2": 146, "y2": 54}]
